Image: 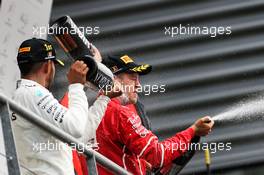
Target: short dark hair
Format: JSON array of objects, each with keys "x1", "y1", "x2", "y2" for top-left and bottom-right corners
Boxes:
[{"x1": 18, "y1": 62, "x2": 44, "y2": 76}]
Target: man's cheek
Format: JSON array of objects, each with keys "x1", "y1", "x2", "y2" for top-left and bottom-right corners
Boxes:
[
  {"x1": 127, "y1": 84, "x2": 135, "y2": 93},
  {"x1": 128, "y1": 91, "x2": 136, "y2": 100},
  {"x1": 131, "y1": 92, "x2": 137, "y2": 98},
  {"x1": 132, "y1": 92, "x2": 138, "y2": 101}
]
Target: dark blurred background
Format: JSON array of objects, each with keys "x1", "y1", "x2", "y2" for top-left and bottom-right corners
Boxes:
[{"x1": 49, "y1": 0, "x2": 264, "y2": 174}]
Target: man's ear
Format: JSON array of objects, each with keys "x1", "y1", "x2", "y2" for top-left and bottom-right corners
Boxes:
[{"x1": 42, "y1": 61, "x2": 52, "y2": 74}]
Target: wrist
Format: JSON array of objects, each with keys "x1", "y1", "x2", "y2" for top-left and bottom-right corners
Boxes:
[{"x1": 191, "y1": 125, "x2": 197, "y2": 136}]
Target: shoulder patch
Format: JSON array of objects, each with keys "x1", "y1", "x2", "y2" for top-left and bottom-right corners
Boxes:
[{"x1": 35, "y1": 89, "x2": 44, "y2": 97}]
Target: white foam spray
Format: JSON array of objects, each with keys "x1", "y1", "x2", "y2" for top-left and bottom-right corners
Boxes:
[{"x1": 213, "y1": 97, "x2": 264, "y2": 123}]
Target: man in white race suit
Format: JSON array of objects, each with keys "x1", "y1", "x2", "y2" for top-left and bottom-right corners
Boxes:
[{"x1": 12, "y1": 38, "x2": 114, "y2": 175}]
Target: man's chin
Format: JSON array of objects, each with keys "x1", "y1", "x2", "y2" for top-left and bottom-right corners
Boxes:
[
  {"x1": 120, "y1": 93, "x2": 138, "y2": 105},
  {"x1": 130, "y1": 97, "x2": 138, "y2": 104}
]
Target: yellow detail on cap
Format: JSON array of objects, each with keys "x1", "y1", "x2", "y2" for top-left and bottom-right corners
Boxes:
[
  {"x1": 44, "y1": 44, "x2": 53, "y2": 51},
  {"x1": 120, "y1": 55, "x2": 134, "y2": 64},
  {"x1": 131, "y1": 64, "x2": 149, "y2": 72},
  {"x1": 56, "y1": 59, "x2": 65, "y2": 66},
  {"x1": 19, "y1": 47, "x2": 31, "y2": 53},
  {"x1": 112, "y1": 66, "x2": 118, "y2": 72}
]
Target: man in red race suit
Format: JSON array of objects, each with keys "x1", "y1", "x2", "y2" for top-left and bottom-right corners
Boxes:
[{"x1": 95, "y1": 55, "x2": 214, "y2": 175}]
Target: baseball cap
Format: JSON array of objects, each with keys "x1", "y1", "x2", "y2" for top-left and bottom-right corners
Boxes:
[
  {"x1": 17, "y1": 38, "x2": 64, "y2": 66},
  {"x1": 103, "y1": 55, "x2": 152, "y2": 75}
]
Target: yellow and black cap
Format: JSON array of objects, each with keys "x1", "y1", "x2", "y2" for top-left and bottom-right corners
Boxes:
[
  {"x1": 17, "y1": 38, "x2": 64, "y2": 66},
  {"x1": 103, "y1": 55, "x2": 152, "y2": 75}
]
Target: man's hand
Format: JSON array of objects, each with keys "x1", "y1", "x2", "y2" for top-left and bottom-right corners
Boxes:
[
  {"x1": 191, "y1": 116, "x2": 214, "y2": 136},
  {"x1": 90, "y1": 44, "x2": 102, "y2": 62},
  {"x1": 67, "y1": 60, "x2": 89, "y2": 85},
  {"x1": 102, "y1": 79, "x2": 122, "y2": 98}
]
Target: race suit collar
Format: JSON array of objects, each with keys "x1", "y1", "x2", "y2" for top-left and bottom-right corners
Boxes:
[
  {"x1": 19, "y1": 78, "x2": 43, "y2": 88},
  {"x1": 111, "y1": 98, "x2": 132, "y2": 108},
  {"x1": 111, "y1": 97, "x2": 121, "y2": 104}
]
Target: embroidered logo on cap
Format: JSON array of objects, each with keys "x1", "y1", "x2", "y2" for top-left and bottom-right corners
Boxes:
[
  {"x1": 44, "y1": 44, "x2": 53, "y2": 51},
  {"x1": 131, "y1": 64, "x2": 150, "y2": 72},
  {"x1": 112, "y1": 66, "x2": 119, "y2": 72},
  {"x1": 120, "y1": 55, "x2": 134, "y2": 64},
  {"x1": 19, "y1": 47, "x2": 31, "y2": 53}
]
